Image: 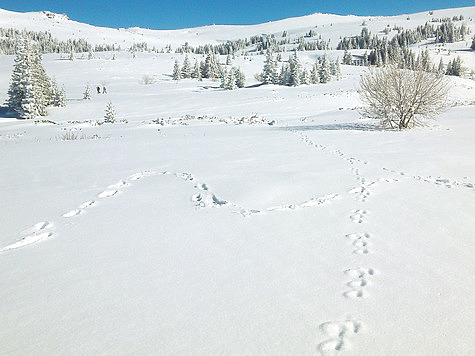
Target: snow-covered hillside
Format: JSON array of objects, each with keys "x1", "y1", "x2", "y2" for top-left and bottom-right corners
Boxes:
[
  {"x1": 1, "y1": 6, "x2": 475, "y2": 48},
  {"x1": 0, "y1": 6, "x2": 474, "y2": 356}
]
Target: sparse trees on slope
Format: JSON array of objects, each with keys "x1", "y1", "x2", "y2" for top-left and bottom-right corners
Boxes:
[
  {"x1": 359, "y1": 66, "x2": 450, "y2": 129},
  {"x1": 446, "y1": 56, "x2": 463, "y2": 76}
]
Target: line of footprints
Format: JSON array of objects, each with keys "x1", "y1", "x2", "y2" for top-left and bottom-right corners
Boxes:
[
  {"x1": 319, "y1": 172, "x2": 377, "y2": 353},
  {"x1": 1, "y1": 169, "x2": 343, "y2": 253}
]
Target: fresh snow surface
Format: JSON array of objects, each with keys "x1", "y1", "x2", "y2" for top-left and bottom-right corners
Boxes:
[{"x1": 0, "y1": 7, "x2": 475, "y2": 356}]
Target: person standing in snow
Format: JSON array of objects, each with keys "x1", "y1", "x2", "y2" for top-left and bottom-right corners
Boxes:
[
  {"x1": 97, "y1": 86, "x2": 101, "y2": 94},
  {"x1": 102, "y1": 86, "x2": 107, "y2": 94}
]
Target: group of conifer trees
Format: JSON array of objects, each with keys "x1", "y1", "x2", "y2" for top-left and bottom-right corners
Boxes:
[
  {"x1": 172, "y1": 53, "x2": 246, "y2": 90},
  {"x1": 258, "y1": 50, "x2": 340, "y2": 86},
  {"x1": 7, "y1": 38, "x2": 65, "y2": 119}
]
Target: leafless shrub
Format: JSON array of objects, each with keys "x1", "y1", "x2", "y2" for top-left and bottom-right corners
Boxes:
[
  {"x1": 139, "y1": 74, "x2": 156, "y2": 85},
  {"x1": 359, "y1": 66, "x2": 450, "y2": 129}
]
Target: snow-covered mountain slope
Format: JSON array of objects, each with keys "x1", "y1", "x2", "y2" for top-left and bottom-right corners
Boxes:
[
  {"x1": 1, "y1": 6, "x2": 474, "y2": 47},
  {"x1": 0, "y1": 6, "x2": 474, "y2": 356}
]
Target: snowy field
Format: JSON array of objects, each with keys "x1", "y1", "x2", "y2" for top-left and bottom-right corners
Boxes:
[{"x1": 0, "y1": 7, "x2": 475, "y2": 355}]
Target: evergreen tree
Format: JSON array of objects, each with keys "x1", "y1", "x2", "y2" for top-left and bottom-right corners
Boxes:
[
  {"x1": 181, "y1": 55, "x2": 192, "y2": 78},
  {"x1": 220, "y1": 68, "x2": 228, "y2": 88},
  {"x1": 288, "y1": 51, "x2": 301, "y2": 86},
  {"x1": 83, "y1": 85, "x2": 92, "y2": 100},
  {"x1": 279, "y1": 63, "x2": 290, "y2": 86},
  {"x1": 172, "y1": 60, "x2": 182, "y2": 80},
  {"x1": 260, "y1": 50, "x2": 278, "y2": 84},
  {"x1": 226, "y1": 54, "x2": 232, "y2": 65},
  {"x1": 104, "y1": 101, "x2": 116, "y2": 123},
  {"x1": 446, "y1": 56, "x2": 463, "y2": 76},
  {"x1": 334, "y1": 59, "x2": 341, "y2": 78},
  {"x1": 191, "y1": 59, "x2": 200, "y2": 79},
  {"x1": 319, "y1": 55, "x2": 331, "y2": 83},
  {"x1": 438, "y1": 58, "x2": 445, "y2": 74},
  {"x1": 342, "y1": 50, "x2": 352, "y2": 65},
  {"x1": 88, "y1": 51, "x2": 94, "y2": 60},
  {"x1": 56, "y1": 86, "x2": 66, "y2": 107},
  {"x1": 204, "y1": 53, "x2": 222, "y2": 80},
  {"x1": 225, "y1": 69, "x2": 238, "y2": 90},
  {"x1": 69, "y1": 50, "x2": 75, "y2": 61},
  {"x1": 310, "y1": 62, "x2": 319, "y2": 84},
  {"x1": 6, "y1": 38, "x2": 58, "y2": 119},
  {"x1": 235, "y1": 68, "x2": 245, "y2": 88},
  {"x1": 300, "y1": 68, "x2": 310, "y2": 85}
]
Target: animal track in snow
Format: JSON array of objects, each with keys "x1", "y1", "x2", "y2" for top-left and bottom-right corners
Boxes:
[
  {"x1": 343, "y1": 268, "x2": 376, "y2": 299},
  {"x1": 346, "y1": 232, "x2": 372, "y2": 254},
  {"x1": 382, "y1": 168, "x2": 474, "y2": 191},
  {"x1": 267, "y1": 194, "x2": 339, "y2": 211},
  {"x1": 350, "y1": 209, "x2": 368, "y2": 224},
  {"x1": 176, "y1": 172, "x2": 195, "y2": 181},
  {"x1": 192, "y1": 192, "x2": 229, "y2": 208},
  {"x1": 62, "y1": 200, "x2": 96, "y2": 218},
  {"x1": 97, "y1": 189, "x2": 118, "y2": 198},
  {"x1": 0, "y1": 221, "x2": 54, "y2": 252},
  {"x1": 195, "y1": 183, "x2": 208, "y2": 191},
  {"x1": 318, "y1": 319, "x2": 363, "y2": 354}
]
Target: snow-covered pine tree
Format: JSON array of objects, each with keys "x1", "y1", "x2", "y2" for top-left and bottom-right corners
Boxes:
[
  {"x1": 204, "y1": 53, "x2": 222, "y2": 80},
  {"x1": 104, "y1": 101, "x2": 116, "y2": 123},
  {"x1": 7, "y1": 38, "x2": 54, "y2": 118},
  {"x1": 88, "y1": 51, "x2": 94, "y2": 60},
  {"x1": 342, "y1": 50, "x2": 352, "y2": 65},
  {"x1": 235, "y1": 68, "x2": 245, "y2": 88},
  {"x1": 288, "y1": 51, "x2": 301, "y2": 86},
  {"x1": 335, "y1": 60, "x2": 341, "y2": 78},
  {"x1": 56, "y1": 86, "x2": 66, "y2": 107},
  {"x1": 446, "y1": 56, "x2": 463, "y2": 76},
  {"x1": 191, "y1": 59, "x2": 200, "y2": 79},
  {"x1": 220, "y1": 68, "x2": 228, "y2": 88},
  {"x1": 7, "y1": 38, "x2": 29, "y2": 114},
  {"x1": 31, "y1": 49, "x2": 52, "y2": 114},
  {"x1": 261, "y1": 50, "x2": 278, "y2": 84},
  {"x1": 438, "y1": 58, "x2": 445, "y2": 74},
  {"x1": 225, "y1": 69, "x2": 238, "y2": 90},
  {"x1": 279, "y1": 63, "x2": 290, "y2": 86},
  {"x1": 300, "y1": 68, "x2": 310, "y2": 85},
  {"x1": 83, "y1": 85, "x2": 92, "y2": 100},
  {"x1": 226, "y1": 54, "x2": 232, "y2": 65},
  {"x1": 69, "y1": 49, "x2": 75, "y2": 61},
  {"x1": 181, "y1": 55, "x2": 192, "y2": 78},
  {"x1": 310, "y1": 62, "x2": 319, "y2": 84},
  {"x1": 172, "y1": 60, "x2": 182, "y2": 80},
  {"x1": 319, "y1": 55, "x2": 331, "y2": 83}
]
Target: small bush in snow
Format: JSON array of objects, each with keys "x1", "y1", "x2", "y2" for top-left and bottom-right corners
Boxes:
[{"x1": 140, "y1": 75, "x2": 156, "y2": 85}]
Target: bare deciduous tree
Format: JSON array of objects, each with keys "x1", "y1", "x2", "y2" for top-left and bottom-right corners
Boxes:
[{"x1": 359, "y1": 66, "x2": 450, "y2": 129}]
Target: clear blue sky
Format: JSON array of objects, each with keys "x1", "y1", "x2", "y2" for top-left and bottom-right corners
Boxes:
[{"x1": 1, "y1": 0, "x2": 473, "y2": 30}]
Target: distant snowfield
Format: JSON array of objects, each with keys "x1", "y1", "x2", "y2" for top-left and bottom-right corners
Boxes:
[{"x1": 0, "y1": 6, "x2": 475, "y2": 356}]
